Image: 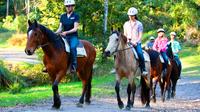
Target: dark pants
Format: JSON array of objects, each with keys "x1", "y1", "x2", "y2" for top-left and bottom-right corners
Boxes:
[
  {"x1": 66, "y1": 36, "x2": 79, "y2": 69},
  {"x1": 161, "y1": 51, "x2": 168, "y2": 70},
  {"x1": 134, "y1": 43, "x2": 146, "y2": 71},
  {"x1": 174, "y1": 56, "x2": 182, "y2": 74}
]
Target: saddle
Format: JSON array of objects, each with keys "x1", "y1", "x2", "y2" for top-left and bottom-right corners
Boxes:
[
  {"x1": 159, "y1": 55, "x2": 171, "y2": 65},
  {"x1": 61, "y1": 37, "x2": 87, "y2": 57},
  {"x1": 130, "y1": 45, "x2": 150, "y2": 62}
]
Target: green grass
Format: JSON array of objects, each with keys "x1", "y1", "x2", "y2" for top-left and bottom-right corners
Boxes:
[
  {"x1": 180, "y1": 46, "x2": 200, "y2": 77},
  {"x1": 0, "y1": 75, "x2": 116, "y2": 107}
]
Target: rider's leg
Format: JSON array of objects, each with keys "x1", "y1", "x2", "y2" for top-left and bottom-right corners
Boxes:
[
  {"x1": 68, "y1": 36, "x2": 79, "y2": 72},
  {"x1": 160, "y1": 51, "x2": 168, "y2": 75},
  {"x1": 135, "y1": 43, "x2": 148, "y2": 75}
]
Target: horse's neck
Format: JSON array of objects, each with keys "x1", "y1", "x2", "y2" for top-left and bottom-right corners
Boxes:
[{"x1": 116, "y1": 44, "x2": 136, "y2": 65}]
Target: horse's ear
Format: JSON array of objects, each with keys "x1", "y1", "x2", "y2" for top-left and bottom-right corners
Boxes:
[
  {"x1": 28, "y1": 20, "x2": 32, "y2": 26},
  {"x1": 34, "y1": 19, "x2": 38, "y2": 27}
]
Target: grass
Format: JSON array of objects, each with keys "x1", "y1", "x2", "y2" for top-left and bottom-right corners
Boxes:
[
  {"x1": 0, "y1": 32, "x2": 15, "y2": 48},
  {"x1": 180, "y1": 46, "x2": 200, "y2": 77},
  {"x1": 0, "y1": 75, "x2": 116, "y2": 107}
]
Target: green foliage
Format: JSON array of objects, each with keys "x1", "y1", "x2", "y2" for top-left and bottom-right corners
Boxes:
[
  {"x1": 8, "y1": 82, "x2": 22, "y2": 94},
  {"x1": 2, "y1": 16, "x2": 14, "y2": 30},
  {"x1": 13, "y1": 15, "x2": 27, "y2": 33}
]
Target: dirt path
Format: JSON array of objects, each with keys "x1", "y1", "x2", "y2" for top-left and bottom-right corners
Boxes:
[
  {"x1": 0, "y1": 48, "x2": 40, "y2": 64},
  {"x1": 1, "y1": 76, "x2": 200, "y2": 112}
]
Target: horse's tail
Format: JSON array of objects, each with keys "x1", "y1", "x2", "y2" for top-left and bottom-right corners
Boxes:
[{"x1": 140, "y1": 76, "x2": 150, "y2": 105}]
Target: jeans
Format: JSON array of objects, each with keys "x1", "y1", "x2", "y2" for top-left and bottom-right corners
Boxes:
[
  {"x1": 134, "y1": 43, "x2": 146, "y2": 71},
  {"x1": 65, "y1": 36, "x2": 79, "y2": 68},
  {"x1": 160, "y1": 51, "x2": 168, "y2": 70},
  {"x1": 174, "y1": 56, "x2": 182, "y2": 74}
]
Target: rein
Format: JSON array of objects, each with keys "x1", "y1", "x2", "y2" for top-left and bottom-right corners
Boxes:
[{"x1": 37, "y1": 34, "x2": 62, "y2": 48}]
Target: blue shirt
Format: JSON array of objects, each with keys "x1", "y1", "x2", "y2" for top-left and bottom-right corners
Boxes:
[{"x1": 60, "y1": 12, "x2": 79, "y2": 36}]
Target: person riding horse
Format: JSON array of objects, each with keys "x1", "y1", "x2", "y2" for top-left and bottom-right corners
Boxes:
[
  {"x1": 55, "y1": 0, "x2": 79, "y2": 73},
  {"x1": 123, "y1": 7, "x2": 148, "y2": 76},
  {"x1": 153, "y1": 28, "x2": 169, "y2": 75},
  {"x1": 168, "y1": 31, "x2": 182, "y2": 78}
]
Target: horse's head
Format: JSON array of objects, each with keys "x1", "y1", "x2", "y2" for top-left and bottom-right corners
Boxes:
[
  {"x1": 25, "y1": 20, "x2": 47, "y2": 55},
  {"x1": 104, "y1": 31, "x2": 127, "y2": 57},
  {"x1": 167, "y1": 42, "x2": 174, "y2": 59}
]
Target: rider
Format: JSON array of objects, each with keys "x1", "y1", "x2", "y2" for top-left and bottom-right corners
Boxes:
[
  {"x1": 123, "y1": 7, "x2": 148, "y2": 76},
  {"x1": 153, "y1": 28, "x2": 168, "y2": 75},
  {"x1": 55, "y1": 0, "x2": 79, "y2": 73},
  {"x1": 168, "y1": 32, "x2": 182, "y2": 78},
  {"x1": 145, "y1": 36, "x2": 155, "y2": 50}
]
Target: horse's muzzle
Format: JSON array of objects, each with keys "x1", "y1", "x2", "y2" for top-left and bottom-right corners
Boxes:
[
  {"x1": 104, "y1": 51, "x2": 111, "y2": 57},
  {"x1": 25, "y1": 49, "x2": 34, "y2": 55}
]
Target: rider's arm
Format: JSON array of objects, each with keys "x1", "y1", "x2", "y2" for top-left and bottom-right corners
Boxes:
[
  {"x1": 62, "y1": 22, "x2": 79, "y2": 35},
  {"x1": 55, "y1": 23, "x2": 62, "y2": 34}
]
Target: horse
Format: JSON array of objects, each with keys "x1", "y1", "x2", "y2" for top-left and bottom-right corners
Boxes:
[
  {"x1": 166, "y1": 43, "x2": 181, "y2": 99},
  {"x1": 25, "y1": 20, "x2": 96, "y2": 109},
  {"x1": 145, "y1": 49, "x2": 162, "y2": 103},
  {"x1": 146, "y1": 48, "x2": 173, "y2": 102},
  {"x1": 104, "y1": 31, "x2": 151, "y2": 110}
]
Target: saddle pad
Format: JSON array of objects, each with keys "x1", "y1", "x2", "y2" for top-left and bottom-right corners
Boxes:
[
  {"x1": 61, "y1": 37, "x2": 87, "y2": 57},
  {"x1": 131, "y1": 47, "x2": 150, "y2": 62}
]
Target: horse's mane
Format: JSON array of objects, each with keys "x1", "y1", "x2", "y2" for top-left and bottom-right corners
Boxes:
[
  {"x1": 39, "y1": 25, "x2": 64, "y2": 50},
  {"x1": 146, "y1": 49, "x2": 160, "y2": 66},
  {"x1": 167, "y1": 43, "x2": 174, "y2": 59}
]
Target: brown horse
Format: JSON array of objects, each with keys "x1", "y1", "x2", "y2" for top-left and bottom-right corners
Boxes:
[
  {"x1": 146, "y1": 49, "x2": 162, "y2": 103},
  {"x1": 167, "y1": 43, "x2": 181, "y2": 99},
  {"x1": 146, "y1": 48, "x2": 172, "y2": 102},
  {"x1": 25, "y1": 20, "x2": 96, "y2": 109},
  {"x1": 104, "y1": 31, "x2": 150, "y2": 110}
]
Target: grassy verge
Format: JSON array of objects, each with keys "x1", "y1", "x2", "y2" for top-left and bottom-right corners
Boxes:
[
  {"x1": 0, "y1": 74, "x2": 116, "y2": 107},
  {"x1": 180, "y1": 46, "x2": 200, "y2": 77}
]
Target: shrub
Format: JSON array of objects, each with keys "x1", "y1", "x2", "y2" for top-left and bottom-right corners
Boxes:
[
  {"x1": 13, "y1": 15, "x2": 27, "y2": 33},
  {"x1": 7, "y1": 33, "x2": 27, "y2": 47}
]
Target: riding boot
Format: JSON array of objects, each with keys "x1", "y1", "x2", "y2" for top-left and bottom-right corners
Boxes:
[
  {"x1": 141, "y1": 61, "x2": 148, "y2": 76},
  {"x1": 70, "y1": 48, "x2": 77, "y2": 74}
]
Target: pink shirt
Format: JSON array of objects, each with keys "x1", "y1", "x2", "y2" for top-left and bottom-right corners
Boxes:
[
  {"x1": 123, "y1": 20, "x2": 143, "y2": 43},
  {"x1": 153, "y1": 36, "x2": 168, "y2": 52}
]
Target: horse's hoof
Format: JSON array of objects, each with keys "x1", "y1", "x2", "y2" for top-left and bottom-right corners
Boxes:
[
  {"x1": 161, "y1": 97, "x2": 165, "y2": 102},
  {"x1": 150, "y1": 96, "x2": 156, "y2": 103},
  {"x1": 145, "y1": 104, "x2": 150, "y2": 108},
  {"x1": 52, "y1": 104, "x2": 60, "y2": 109},
  {"x1": 125, "y1": 105, "x2": 131, "y2": 110},
  {"x1": 76, "y1": 102, "x2": 83, "y2": 108},
  {"x1": 85, "y1": 101, "x2": 91, "y2": 105},
  {"x1": 118, "y1": 101, "x2": 124, "y2": 109}
]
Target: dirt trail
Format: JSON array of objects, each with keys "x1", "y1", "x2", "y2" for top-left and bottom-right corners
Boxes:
[
  {"x1": 1, "y1": 76, "x2": 200, "y2": 112},
  {"x1": 0, "y1": 48, "x2": 40, "y2": 64},
  {"x1": 0, "y1": 48, "x2": 200, "y2": 111}
]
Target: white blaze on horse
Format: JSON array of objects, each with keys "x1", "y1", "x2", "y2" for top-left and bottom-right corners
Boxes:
[{"x1": 104, "y1": 31, "x2": 151, "y2": 110}]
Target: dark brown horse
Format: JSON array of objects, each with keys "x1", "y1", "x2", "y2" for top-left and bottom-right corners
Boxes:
[
  {"x1": 25, "y1": 20, "x2": 96, "y2": 109},
  {"x1": 167, "y1": 43, "x2": 181, "y2": 99},
  {"x1": 105, "y1": 31, "x2": 150, "y2": 110},
  {"x1": 146, "y1": 49, "x2": 172, "y2": 102}
]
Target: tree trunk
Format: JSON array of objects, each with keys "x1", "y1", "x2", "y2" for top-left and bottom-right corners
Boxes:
[
  {"x1": 6, "y1": 0, "x2": 9, "y2": 16},
  {"x1": 13, "y1": 0, "x2": 18, "y2": 17},
  {"x1": 102, "y1": 0, "x2": 108, "y2": 60}
]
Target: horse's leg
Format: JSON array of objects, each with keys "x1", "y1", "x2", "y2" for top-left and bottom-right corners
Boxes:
[
  {"x1": 77, "y1": 79, "x2": 87, "y2": 107},
  {"x1": 115, "y1": 80, "x2": 124, "y2": 109},
  {"x1": 52, "y1": 73, "x2": 64, "y2": 109},
  {"x1": 151, "y1": 77, "x2": 158, "y2": 103},
  {"x1": 159, "y1": 79, "x2": 164, "y2": 102},
  {"x1": 126, "y1": 83, "x2": 132, "y2": 110},
  {"x1": 171, "y1": 79, "x2": 177, "y2": 98},
  {"x1": 85, "y1": 69, "x2": 93, "y2": 104},
  {"x1": 167, "y1": 79, "x2": 172, "y2": 100},
  {"x1": 130, "y1": 80, "x2": 136, "y2": 108}
]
